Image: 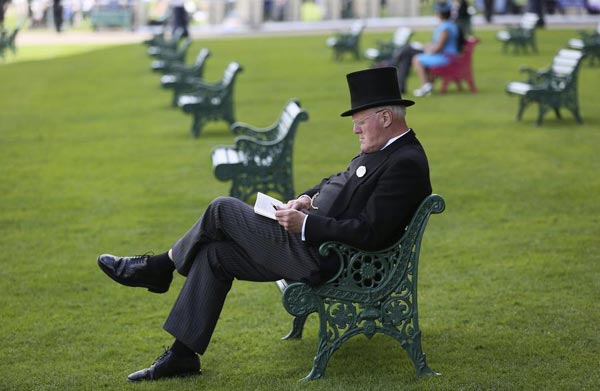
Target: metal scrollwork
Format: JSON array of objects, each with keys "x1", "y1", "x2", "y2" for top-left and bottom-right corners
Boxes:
[
  {"x1": 324, "y1": 300, "x2": 356, "y2": 339},
  {"x1": 281, "y1": 194, "x2": 446, "y2": 380},
  {"x1": 282, "y1": 283, "x2": 317, "y2": 317}
]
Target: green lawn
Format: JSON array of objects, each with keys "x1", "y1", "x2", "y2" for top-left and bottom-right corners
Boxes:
[{"x1": 1, "y1": 28, "x2": 599, "y2": 390}]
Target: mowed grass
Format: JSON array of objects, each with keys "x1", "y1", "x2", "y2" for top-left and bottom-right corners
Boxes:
[{"x1": 0, "y1": 27, "x2": 599, "y2": 390}]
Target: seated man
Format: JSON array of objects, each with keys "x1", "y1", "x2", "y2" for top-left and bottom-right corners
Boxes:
[{"x1": 97, "y1": 66, "x2": 433, "y2": 382}]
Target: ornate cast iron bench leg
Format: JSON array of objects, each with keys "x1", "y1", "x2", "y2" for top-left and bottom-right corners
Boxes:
[{"x1": 281, "y1": 315, "x2": 307, "y2": 340}]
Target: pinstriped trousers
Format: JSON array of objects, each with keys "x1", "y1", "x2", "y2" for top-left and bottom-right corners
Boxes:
[{"x1": 163, "y1": 196, "x2": 321, "y2": 354}]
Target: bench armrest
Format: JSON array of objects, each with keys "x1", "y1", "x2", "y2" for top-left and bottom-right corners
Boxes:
[
  {"x1": 168, "y1": 63, "x2": 201, "y2": 75},
  {"x1": 182, "y1": 80, "x2": 223, "y2": 95},
  {"x1": 234, "y1": 135, "x2": 281, "y2": 150},
  {"x1": 316, "y1": 194, "x2": 445, "y2": 289},
  {"x1": 230, "y1": 122, "x2": 278, "y2": 141},
  {"x1": 518, "y1": 66, "x2": 550, "y2": 84}
]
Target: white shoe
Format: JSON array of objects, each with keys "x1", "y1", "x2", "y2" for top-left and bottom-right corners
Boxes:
[{"x1": 413, "y1": 83, "x2": 432, "y2": 97}]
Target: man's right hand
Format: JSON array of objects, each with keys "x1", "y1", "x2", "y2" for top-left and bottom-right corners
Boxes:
[{"x1": 285, "y1": 195, "x2": 312, "y2": 211}]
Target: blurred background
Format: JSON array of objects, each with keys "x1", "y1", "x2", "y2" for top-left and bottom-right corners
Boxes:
[{"x1": 1, "y1": 0, "x2": 599, "y2": 36}]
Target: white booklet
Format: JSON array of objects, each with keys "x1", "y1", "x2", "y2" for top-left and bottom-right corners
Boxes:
[{"x1": 254, "y1": 192, "x2": 285, "y2": 220}]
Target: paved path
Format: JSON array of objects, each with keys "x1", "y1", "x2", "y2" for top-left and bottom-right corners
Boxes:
[{"x1": 16, "y1": 13, "x2": 599, "y2": 46}]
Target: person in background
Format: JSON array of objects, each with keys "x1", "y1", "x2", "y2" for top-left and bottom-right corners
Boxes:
[
  {"x1": 483, "y1": 0, "x2": 493, "y2": 23},
  {"x1": 411, "y1": 1, "x2": 460, "y2": 96},
  {"x1": 383, "y1": 1, "x2": 460, "y2": 97},
  {"x1": 53, "y1": 0, "x2": 63, "y2": 32},
  {"x1": 171, "y1": 0, "x2": 189, "y2": 37},
  {"x1": 455, "y1": 0, "x2": 473, "y2": 37}
]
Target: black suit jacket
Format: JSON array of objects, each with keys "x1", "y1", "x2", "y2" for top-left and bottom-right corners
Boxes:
[{"x1": 302, "y1": 129, "x2": 432, "y2": 251}]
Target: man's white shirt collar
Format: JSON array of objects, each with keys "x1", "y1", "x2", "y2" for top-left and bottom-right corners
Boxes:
[{"x1": 382, "y1": 128, "x2": 411, "y2": 150}]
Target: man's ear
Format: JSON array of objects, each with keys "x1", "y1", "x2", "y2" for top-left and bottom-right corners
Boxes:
[{"x1": 381, "y1": 109, "x2": 393, "y2": 128}]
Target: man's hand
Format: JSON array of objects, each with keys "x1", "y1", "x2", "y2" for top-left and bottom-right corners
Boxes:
[
  {"x1": 274, "y1": 207, "x2": 306, "y2": 233},
  {"x1": 284, "y1": 195, "x2": 311, "y2": 211}
]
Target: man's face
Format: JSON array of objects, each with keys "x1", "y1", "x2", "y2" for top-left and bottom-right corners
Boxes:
[{"x1": 352, "y1": 108, "x2": 388, "y2": 154}]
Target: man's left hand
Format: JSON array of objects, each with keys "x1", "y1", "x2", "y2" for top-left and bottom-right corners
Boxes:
[{"x1": 274, "y1": 208, "x2": 306, "y2": 233}]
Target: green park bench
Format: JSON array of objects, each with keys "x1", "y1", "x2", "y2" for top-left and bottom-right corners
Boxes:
[
  {"x1": 276, "y1": 193, "x2": 445, "y2": 381},
  {"x1": 90, "y1": 7, "x2": 133, "y2": 31},
  {"x1": 0, "y1": 26, "x2": 19, "y2": 59},
  {"x1": 211, "y1": 99, "x2": 308, "y2": 202},
  {"x1": 496, "y1": 12, "x2": 539, "y2": 54},
  {"x1": 147, "y1": 28, "x2": 185, "y2": 57},
  {"x1": 326, "y1": 20, "x2": 365, "y2": 61},
  {"x1": 149, "y1": 39, "x2": 194, "y2": 73},
  {"x1": 568, "y1": 23, "x2": 600, "y2": 66},
  {"x1": 143, "y1": 28, "x2": 166, "y2": 46},
  {"x1": 364, "y1": 27, "x2": 412, "y2": 65},
  {"x1": 177, "y1": 62, "x2": 243, "y2": 137},
  {"x1": 506, "y1": 48, "x2": 586, "y2": 126},
  {"x1": 159, "y1": 48, "x2": 211, "y2": 107}
]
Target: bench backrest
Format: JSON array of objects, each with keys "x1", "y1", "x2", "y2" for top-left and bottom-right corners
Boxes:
[
  {"x1": 392, "y1": 27, "x2": 412, "y2": 46},
  {"x1": 350, "y1": 20, "x2": 365, "y2": 36},
  {"x1": 222, "y1": 62, "x2": 243, "y2": 88},
  {"x1": 318, "y1": 194, "x2": 445, "y2": 299},
  {"x1": 456, "y1": 36, "x2": 478, "y2": 63},
  {"x1": 8, "y1": 27, "x2": 19, "y2": 44},
  {"x1": 430, "y1": 36, "x2": 478, "y2": 74},
  {"x1": 171, "y1": 27, "x2": 185, "y2": 43},
  {"x1": 246, "y1": 100, "x2": 308, "y2": 166},
  {"x1": 520, "y1": 12, "x2": 539, "y2": 29},
  {"x1": 551, "y1": 49, "x2": 584, "y2": 75},
  {"x1": 194, "y1": 48, "x2": 211, "y2": 66},
  {"x1": 274, "y1": 100, "x2": 305, "y2": 141},
  {"x1": 176, "y1": 38, "x2": 191, "y2": 55}
]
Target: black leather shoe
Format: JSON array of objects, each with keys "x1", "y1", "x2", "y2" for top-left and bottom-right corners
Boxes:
[
  {"x1": 128, "y1": 349, "x2": 201, "y2": 382},
  {"x1": 97, "y1": 253, "x2": 172, "y2": 293}
]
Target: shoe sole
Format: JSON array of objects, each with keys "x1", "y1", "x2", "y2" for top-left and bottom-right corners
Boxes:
[
  {"x1": 127, "y1": 370, "x2": 202, "y2": 382},
  {"x1": 97, "y1": 256, "x2": 168, "y2": 294}
]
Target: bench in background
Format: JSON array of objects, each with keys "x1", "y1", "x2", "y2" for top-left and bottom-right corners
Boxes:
[
  {"x1": 428, "y1": 37, "x2": 480, "y2": 94},
  {"x1": 146, "y1": 28, "x2": 185, "y2": 57},
  {"x1": 364, "y1": 27, "x2": 412, "y2": 66},
  {"x1": 211, "y1": 99, "x2": 308, "y2": 202},
  {"x1": 177, "y1": 62, "x2": 244, "y2": 137},
  {"x1": 148, "y1": 40, "x2": 190, "y2": 65},
  {"x1": 0, "y1": 26, "x2": 19, "y2": 59},
  {"x1": 326, "y1": 21, "x2": 365, "y2": 61},
  {"x1": 568, "y1": 22, "x2": 600, "y2": 66},
  {"x1": 496, "y1": 12, "x2": 539, "y2": 54},
  {"x1": 506, "y1": 49, "x2": 586, "y2": 125},
  {"x1": 90, "y1": 6, "x2": 133, "y2": 31},
  {"x1": 159, "y1": 48, "x2": 211, "y2": 107}
]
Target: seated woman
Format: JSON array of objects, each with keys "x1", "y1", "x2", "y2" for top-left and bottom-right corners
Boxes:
[
  {"x1": 379, "y1": 1, "x2": 460, "y2": 96},
  {"x1": 412, "y1": 1, "x2": 460, "y2": 97}
]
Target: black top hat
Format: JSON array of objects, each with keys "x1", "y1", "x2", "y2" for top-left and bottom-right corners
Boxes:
[{"x1": 340, "y1": 67, "x2": 415, "y2": 117}]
